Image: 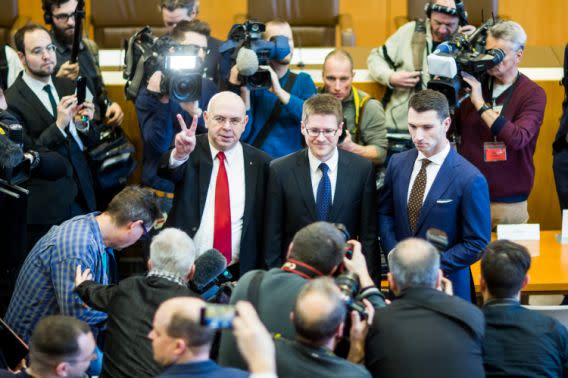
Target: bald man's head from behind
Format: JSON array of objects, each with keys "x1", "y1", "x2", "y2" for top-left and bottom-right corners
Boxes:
[
  {"x1": 203, "y1": 91, "x2": 248, "y2": 151},
  {"x1": 148, "y1": 297, "x2": 214, "y2": 367},
  {"x1": 291, "y1": 277, "x2": 346, "y2": 347},
  {"x1": 387, "y1": 238, "x2": 442, "y2": 295}
]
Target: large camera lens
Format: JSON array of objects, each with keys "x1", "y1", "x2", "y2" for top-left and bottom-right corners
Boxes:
[{"x1": 170, "y1": 74, "x2": 202, "y2": 103}]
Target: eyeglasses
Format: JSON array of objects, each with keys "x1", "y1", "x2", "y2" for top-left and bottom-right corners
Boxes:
[
  {"x1": 186, "y1": 44, "x2": 210, "y2": 56},
  {"x1": 52, "y1": 11, "x2": 76, "y2": 22},
  {"x1": 305, "y1": 127, "x2": 339, "y2": 137},
  {"x1": 28, "y1": 44, "x2": 56, "y2": 57},
  {"x1": 212, "y1": 115, "x2": 243, "y2": 127}
]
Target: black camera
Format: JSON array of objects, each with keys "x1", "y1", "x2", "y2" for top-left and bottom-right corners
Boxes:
[
  {"x1": 427, "y1": 18, "x2": 505, "y2": 108},
  {"x1": 335, "y1": 271, "x2": 368, "y2": 321},
  {"x1": 334, "y1": 223, "x2": 353, "y2": 258},
  {"x1": 220, "y1": 20, "x2": 291, "y2": 89},
  {"x1": 0, "y1": 122, "x2": 31, "y2": 185}
]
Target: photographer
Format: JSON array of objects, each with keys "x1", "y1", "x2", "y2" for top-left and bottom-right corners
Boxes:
[
  {"x1": 43, "y1": 0, "x2": 124, "y2": 126},
  {"x1": 228, "y1": 20, "x2": 317, "y2": 158},
  {"x1": 455, "y1": 21, "x2": 546, "y2": 228},
  {"x1": 218, "y1": 221, "x2": 384, "y2": 370},
  {"x1": 274, "y1": 277, "x2": 373, "y2": 377},
  {"x1": 365, "y1": 238, "x2": 485, "y2": 378},
  {"x1": 136, "y1": 19, "x2": 218, "y2": 214},
  {"x1": 149, "y1": 297, "x2": 276, "y2": 378}
]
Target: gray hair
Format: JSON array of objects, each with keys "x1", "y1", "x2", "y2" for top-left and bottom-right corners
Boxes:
[
  {"x1": 150, "y1": 228, "x2": 196, "y2": 279},
  {"x1": 489, "y1": 20, "x2": 527, "y2": 51},
  {"x1": 388, "y1": 238, "x2": 440, "y2": 290}
]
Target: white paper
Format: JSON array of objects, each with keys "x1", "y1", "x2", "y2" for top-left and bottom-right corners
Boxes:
[
  {"x1": 496, "y1": 224, "x2": 540, "y2": 241},
  {"x1": 560, "y1": 209, "x2": 568, "y2": 243}
]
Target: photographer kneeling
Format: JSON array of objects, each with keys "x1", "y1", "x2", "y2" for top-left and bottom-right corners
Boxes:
[
  {"x1": 136, "y1": 19, "x2": 218, "y2": 215},
  {"x1": 218, "y1": 221, "x2": 384, "y2": 370},
  {"x1": 454, "y1": 20, "x2": 546, "y2": 229}
]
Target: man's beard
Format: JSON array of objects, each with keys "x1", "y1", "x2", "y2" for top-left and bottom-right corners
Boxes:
[
  {"x1": 26, "y1": 60, "x2": 54, "y2": 79},
  {"x1": 53, "y1": 25, "x2": 74, "y2": 46}
]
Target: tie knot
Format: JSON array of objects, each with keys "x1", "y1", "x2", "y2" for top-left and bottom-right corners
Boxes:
[
  {"x1": 217, "y1": 151, "x2": 226, "y2": 162},
  {"x1": 420, "y1": 159, "x2": 431, "y2": 169},
  {"x1": 319, "y1": 163, "x2": 329, "y2": 174},
  {"x1": 42, "y1": 84, "x2": 52, "y2": 93}
]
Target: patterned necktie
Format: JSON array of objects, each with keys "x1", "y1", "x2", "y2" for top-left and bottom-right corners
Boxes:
[
  {"x1": 316, "y1": 163, "x2": 332, "y2": 221},
  {"x1": 213, "y1": 152, "x2": 232, "y2": 263},
  {"x1": 42, "y1": 84, "x2": 58, "y2": 117},
  {"x1": 408, "y1": 159, "x2": 431, "y2": 232}
]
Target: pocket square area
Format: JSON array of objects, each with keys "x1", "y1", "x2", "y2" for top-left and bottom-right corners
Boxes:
[{"x1": 436, "y1": 199, "x2": 453, "y2": 204}]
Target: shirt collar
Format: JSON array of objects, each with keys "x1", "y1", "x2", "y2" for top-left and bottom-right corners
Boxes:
[
  {"x1": 147, "y1": 270, "x2": 186, "y2": 286},
  {"x1": 416, "y1": 142, "x2": 450, "y2": 166},
  {"x1": 22, "y1": 71, "x2": 55, "y2": 94},
  {"x1": 208, "y1": 141, "x2": 242, "y2": 165},
  {"x1": 307, "y1": 147, "x2": 339, "y2": 174}
]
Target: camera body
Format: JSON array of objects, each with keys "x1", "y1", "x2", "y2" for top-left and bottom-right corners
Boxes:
[
  {"x1": 220, "y1": 20, "x2": 291, "y2": 89},
  {"x1": 335, "y1": 271, "x2": 368, "y2": 321},
  {"x1": 427, "y1": 19, "x2": 505, "y2": 108},
  {"x1": 0, "y1": 122, "x2": 31, "y2": 185}
]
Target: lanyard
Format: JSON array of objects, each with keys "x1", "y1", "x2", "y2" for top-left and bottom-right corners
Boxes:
[{"x1": 488, "y1": 71, "x2": 521, "y2": 115}]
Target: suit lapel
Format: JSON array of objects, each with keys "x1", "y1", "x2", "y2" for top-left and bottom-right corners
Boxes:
[
  {"x1": 398, "y1": 150, "x2": 418, "y2": 235},
  {"x1": 414, "y1": 148, "x2": 456, "y2": 232},
  {"x1": 241, "y1": 144, "x2": 258, "y2": 232},
  {"x1": 329, "y1": 150, "x2": 350, "y2": 221},
  {"x1": 294, "y1": 151, "x2": 318, "y2": 220},
  {"x1": 197, "y1": 137, "x2": 213, "y2": 216},
  {"x1": 16, "y1": 78, "x2": 54, "y2": 127}
]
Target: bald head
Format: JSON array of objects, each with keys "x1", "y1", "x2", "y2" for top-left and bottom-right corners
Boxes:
[
  {"x1": 292, "y1": 277, "x2": 345, "y2": 345},
  {"x1": 204, "y1": 91, "x2": 248, "y2": 151},
  {"x1": 206, "y1": 91, "x2": 245, "y2": 115},
  {"x1": 388, "y1": 238, "x2": 440, "y2": 291}
]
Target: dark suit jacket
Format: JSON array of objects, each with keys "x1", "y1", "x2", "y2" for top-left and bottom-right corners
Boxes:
[
  {"x1": 158, "y1": 135, "x2": 271, "y2": 276},
  {"x1": 263, "y1": 148, "x2": 377, "y2": 270},
  {"x1": 378, "y1": 148, "x2": 491, "y2": 301},
  {"x1": 365, "y1": 287, "x2": 485, "y2": 378},
  {"x1": 6, "y1": 74, "x2": 98, "y2": 225}
]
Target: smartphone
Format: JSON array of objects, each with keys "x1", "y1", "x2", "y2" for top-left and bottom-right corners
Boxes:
[
  {"x1": 200, "y1": 304, "x2": 236, "y2": 329},
  {"x1": 76, "y1": 76, "x2": 87, "y2": 105}
]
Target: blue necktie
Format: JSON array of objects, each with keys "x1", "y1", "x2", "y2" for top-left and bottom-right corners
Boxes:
[{"x1": 316, "y1": 163, "x2": 332, "y2": 221}]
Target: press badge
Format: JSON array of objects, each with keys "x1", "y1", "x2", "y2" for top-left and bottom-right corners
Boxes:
[{"x1": 484, "y1": 142, "x2": 507, "y2": 162}]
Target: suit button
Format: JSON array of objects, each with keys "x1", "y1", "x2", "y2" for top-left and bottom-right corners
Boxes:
[{"x1": 192, "y1": 227, "x2": 197, "y2": 231}]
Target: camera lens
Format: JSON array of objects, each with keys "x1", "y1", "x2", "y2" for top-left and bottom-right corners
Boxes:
[{"x1": 170, "y1": 75, "x2": 202, "y2": 103}]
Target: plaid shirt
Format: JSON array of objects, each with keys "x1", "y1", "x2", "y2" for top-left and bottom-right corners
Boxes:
[{"x1": 5, "y1": 213, "x2": 110, "y2": 342}]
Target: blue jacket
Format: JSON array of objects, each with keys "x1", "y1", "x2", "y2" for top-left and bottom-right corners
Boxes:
[
  {"x1": 157, "y1": 360, "x2": 248, "y2": 378},
  {"x1": 378, "y1": 148, "x2": 491, "y2": 301},
  {"x1": 136, "y1": 79, "x2": 218, "y2": 192},
  {"x1": 242, "y1": 70, "x2": 316, "y2": 158}
]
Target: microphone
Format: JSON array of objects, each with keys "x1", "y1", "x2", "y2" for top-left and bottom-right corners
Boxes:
[
  {"x1": 433, "y1": 41, "x2": 458, "y2": 55},
  {"x1": 236, "y1": 47, "x2": 259, "y2": 76},
  {"x1": 191, "y1": 248, "x2": 228, "y2": 292}
]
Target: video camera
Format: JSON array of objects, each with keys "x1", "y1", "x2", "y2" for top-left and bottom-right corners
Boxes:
[
  {"x1": 123, "y1": 27, "x2": 203, "y2": 102},
  {"x1": 427, "y1": 18, "x2": 505, "y2": 108},
  {"x1": 0, "y1": 122, "x2": 31, "y2": 186},
  {"x1": 220, "y1": 20, "x2": 290, "y2": 89}
]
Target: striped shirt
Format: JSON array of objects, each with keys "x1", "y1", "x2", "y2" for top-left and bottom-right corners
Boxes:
[{"x1": 5, "y1": 213, "x2": 110, "y2": 342}]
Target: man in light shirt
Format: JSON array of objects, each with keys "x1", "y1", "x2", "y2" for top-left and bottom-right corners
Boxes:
[
  {"x1": 157, "y1": 91, "x2": 271, "y2": 278},
  {"x1": 377, "y1": 89, "x2": 491, "y2": 302}
]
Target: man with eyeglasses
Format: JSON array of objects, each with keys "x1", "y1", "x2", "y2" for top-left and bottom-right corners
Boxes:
[
  {"x1": 5, "y1": 186, "x2": 161, "y2": 354},
  {"x1": 136, "y1": 20, "x2": 218, "y2": 217},
  {"x1": 6, "y1": 23, "x2": 98, "y2": 249},
  {"x1": 263, "y1": 94, "x2": 378, "y2": 272},
  {"x1": 41, "y1": 0, "x2": 124, "y2": 127},
  {"x1": 455, "y1": 21, "x2": 546, "y2": 228},
  {"x1": 157, "y1": 91, "x2": 271, "y2": 277},
  {"x1": 0, "y1": 315, "x2": 97, "y2": 378}
]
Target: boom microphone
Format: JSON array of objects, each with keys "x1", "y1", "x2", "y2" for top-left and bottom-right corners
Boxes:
[
  {"x1": 191, "y1": 248, "x2": 228, "y2": 292},
  {"x1": 236, "y1": 47, "x2": 259, "y2": 76}
]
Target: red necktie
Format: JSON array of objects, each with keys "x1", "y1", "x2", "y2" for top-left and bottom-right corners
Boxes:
[{"x1": 213, "y1": 152, "x2": 232, "y2": 263}]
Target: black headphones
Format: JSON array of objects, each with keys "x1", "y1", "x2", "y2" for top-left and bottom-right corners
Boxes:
[
  {"x1": 424, "y1": 1, "x2": 469, "y2": 26},
  {"x1": 42, "y1": 0, "x2": 53, "y2": 25}
]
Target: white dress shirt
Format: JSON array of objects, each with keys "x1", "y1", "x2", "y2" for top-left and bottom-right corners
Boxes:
[
  {"x1": 170, "y1": 143, "x2": 246, "y2": 262},
  {"x1": 407, "y1": 142, "x2": 451, "y2": 204},
  {"x1": 308, "y1": 148, "x2": 339, "y2": 203},
  {"x1": 21, "y1": 72, "x2": 85, "y2": 150}
]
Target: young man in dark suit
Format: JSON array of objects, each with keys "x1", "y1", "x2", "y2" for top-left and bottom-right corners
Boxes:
[
  {"x1": 263, "y1": 93, "x2": 377, "y2": 271},
  {"x1": 6, "y1": 23, "x2": 98, "y2": 249},
  {"x1": 158, "y1": 91, "x2": 271, "y2": 277},
  {"x1": 378, "y1": 89, "x2": 491, "y2": 301}
]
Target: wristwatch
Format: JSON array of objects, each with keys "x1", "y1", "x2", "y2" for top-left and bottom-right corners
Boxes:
[{"x1": 477, "y1": 104, "x2": 492, "y2": 116}]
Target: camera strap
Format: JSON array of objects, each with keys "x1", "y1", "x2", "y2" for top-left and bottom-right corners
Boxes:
[
  {"x1": 252, "y1": 71, "x2": 298, "y2": 148},
  {"x1": 281, "y1": 259, "x2": 325, "y2": 280},
  {"x1": 0, "y1": 46, "x2": 7, "y2": 91}
]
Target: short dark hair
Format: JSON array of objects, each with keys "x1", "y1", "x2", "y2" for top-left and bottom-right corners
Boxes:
[
  {"x1": 14, "y1": 24, "x2": 50, "y2": 53},
  {"x1": 481, "y1": 240, "x2": 531, "y2": 298},
  {"x1": 408, "y1": 89, "x2": 450, "y2": 121},
  {"x1": 302, "y1": 93, "x2": 343, "y2": 126},
  {"x1": 171, "y1": 19, "x2": 211, "y2": 41},
  {"x1": 293, "y1": 277, "x2": 346, "y2": 345},
  {"x1": 166, "y1": 311, "x2": 215, "y2": 348},
  {"x1": 42, "y1": 0, "x2": 71, "y2": 18},
  {"x1": 29, "y1": 316, "x2": 91, "y2": 373},
  {"x1": 289, "y1": 222, "x2": 345, "y2": 275},
  {"x1": 160, "y1": 0, "x2": 197, "y2": 12},
  {"x1": 105, "y1": 186, "x2": 162, "y2": 227}
]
